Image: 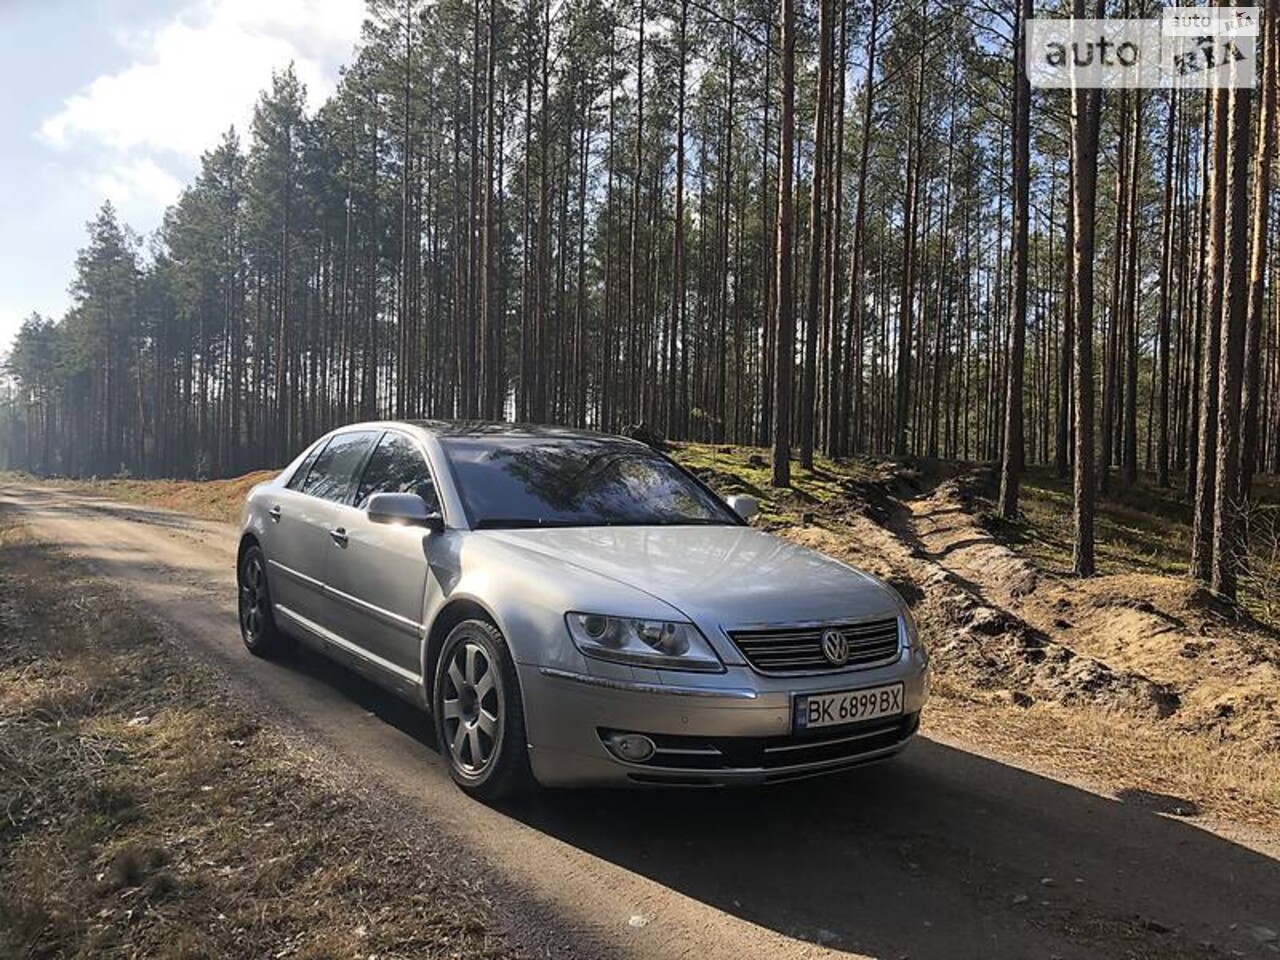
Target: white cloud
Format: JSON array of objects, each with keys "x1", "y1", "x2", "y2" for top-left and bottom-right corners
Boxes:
[
  {"x1": 90, "y1": 156, "x2": 185, "y2": 210},
  {"x1": 40, "y1": 0, "x2": 366, "y2": 158},
  {"x1": 12, "y1": 0, "x2": 367, "y2": 350}
]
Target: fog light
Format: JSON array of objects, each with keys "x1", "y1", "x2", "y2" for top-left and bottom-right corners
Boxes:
[{"x1": 603, "y1": 732, "x2": 656, "y2": 763}]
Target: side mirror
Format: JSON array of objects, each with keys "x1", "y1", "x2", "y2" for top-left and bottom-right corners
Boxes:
[
  {"x1": 726, "y1": 494, "x2": 759, "y2": 522},
  {"x1": 367, "y1": 493, "x2": 445, "y2": 535}
]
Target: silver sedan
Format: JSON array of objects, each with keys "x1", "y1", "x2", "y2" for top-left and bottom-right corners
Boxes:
[{"x1": 237, "y1": 421, "x2": 930, "y2": 799}]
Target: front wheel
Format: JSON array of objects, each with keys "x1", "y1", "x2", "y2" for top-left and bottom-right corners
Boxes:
[{"x1": 433, "y1": 619, "x2": 535, "y2": 801}]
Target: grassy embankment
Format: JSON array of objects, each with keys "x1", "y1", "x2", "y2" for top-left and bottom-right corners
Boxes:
[
  {"x1": 681, "y1": 446, "x2": 1280, "y2": 830},
  {"x1": 1012, "y1": 468, "x2": 1280, "y2": 625}
]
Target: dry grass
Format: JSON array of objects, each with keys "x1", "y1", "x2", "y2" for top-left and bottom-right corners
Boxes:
[
  {"x1": 36, "y1": 471, "x2": 278, "y2": 526},
  {"x1": 0, "y1": 512, "x2": 512, "y2": 960},
  {"x1": 924, "y1": 678, "x2": 1280, "y2": 832}
]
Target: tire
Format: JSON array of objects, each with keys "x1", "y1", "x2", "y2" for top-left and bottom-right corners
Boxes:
[
  {"x1": 237, "y1": 543, "x2": 289, "y2": 658},
  {"x1": 433, "y1": 618, "x2": 535, "y2": 801}
]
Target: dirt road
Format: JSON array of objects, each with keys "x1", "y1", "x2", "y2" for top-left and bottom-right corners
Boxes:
[{"x1": 2, "y1": 482, "x2": 1277, "y2": 960}]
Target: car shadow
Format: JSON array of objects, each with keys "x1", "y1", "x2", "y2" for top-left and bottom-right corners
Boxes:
[
  {"x1": 277, "y1": 642, "x2": 440, "y2": 746},
  {"x1": 264, "y1": 646, "x2": 1280, "y2": 960}
]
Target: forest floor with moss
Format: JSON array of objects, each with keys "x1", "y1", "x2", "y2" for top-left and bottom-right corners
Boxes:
[{"x1": 8, "y1": 446, "x2": 1280, "y2": 835}]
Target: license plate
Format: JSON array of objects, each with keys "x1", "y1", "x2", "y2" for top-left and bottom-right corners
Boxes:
[{"x1": 794, "y1": 683, "x2": 904, "y2": 731}]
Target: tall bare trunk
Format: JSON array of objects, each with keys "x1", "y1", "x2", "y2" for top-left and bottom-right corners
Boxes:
[
  {"x1": 1212, "y1": 69, "x2": 1254, "y2": 599},
  {"x1": 799, "y1": 0, "x2": 832, "y2": 468},
  {"x1": 1070, "y1": 0, "x2": 1104, "y2": 576},
  {"x1": 1157, "y1": 88, "x2": 1177, "y2": 488},
  {"x1": 1191, "y1": 86, "x2": 1230, "y2": 584},
  {"x1": 998, "y1": 0, "x2": 1032, "y2": 519},
  {"x1": 1242, "y1": 0, "x2": 1277, "y2": 497},
  {"x1": 771, "y1": 0, "x2": 796, "y2": 487}
]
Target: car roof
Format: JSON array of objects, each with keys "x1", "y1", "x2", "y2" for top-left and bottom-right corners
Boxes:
[{"x1": 364, "y1": 419, "x2": 642, "y2": 444}]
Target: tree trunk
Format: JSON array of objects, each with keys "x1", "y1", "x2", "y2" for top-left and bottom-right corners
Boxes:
[
  {"x1": 998, "y1": 0, "x2": 1032, "y2": 519},
  {"x1": 771, "y1": 0, "x2": 796, "y2": 488},
  {"x1": 894, "y1": 42, "x2": 926, "y2": 457},
  {"x1": 1191, "y1": 86, "x2": 1230, "y2": 584},
  {"x1": 1157, "y1": 88, "x2": 1177, "y2": 488},
  {"x1": 1242, "y1": 0, "x2": 1277, "y2": 498},
  {"x1": 1070, "y1": 0, "x2": 1104, "y2": 577},
  {"x1": 1211, "y1": 71, "x2": 1254, "y2": 599},
  {"x1": 1055, "y1": 149, "x2": 1076, "y2": 479},
  {"x1": 799, "y1": 0, "x2": 832, "y2": 469},
  {"x1": 844, "y1": 0, "x2": 879, "y2": 456}
]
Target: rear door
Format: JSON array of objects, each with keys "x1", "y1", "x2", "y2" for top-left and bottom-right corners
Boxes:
[
  {"x1": 325, "y1": 430, "x2": 442, "y2": 685},
  {"x1": 260, "y1": 439, "x2": 330, "y2": 626},
  {"x1": 266, "y1": 430, "x2": 378, "y2": 638}
]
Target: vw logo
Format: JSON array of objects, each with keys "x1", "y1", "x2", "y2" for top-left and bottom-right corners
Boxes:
[{"x1": 820, "y1": 629, "x2": 849, "y2": 666}]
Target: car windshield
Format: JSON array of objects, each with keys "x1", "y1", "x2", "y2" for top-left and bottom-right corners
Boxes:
[{"x1": 439, "y1": 435, "x2": 739, "y2": 529}]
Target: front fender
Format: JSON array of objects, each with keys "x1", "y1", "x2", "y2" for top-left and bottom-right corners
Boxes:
[{"x1": 421, "y1": 531, "x2": 690, "y2": 686}]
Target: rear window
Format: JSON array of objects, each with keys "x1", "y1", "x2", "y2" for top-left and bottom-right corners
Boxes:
[
  {"x1": 300, "y1": 431, "x2": 378, "y2": 503},
  {"x1": 285, "y1": 441, "x2": 326, "y2": 491}
]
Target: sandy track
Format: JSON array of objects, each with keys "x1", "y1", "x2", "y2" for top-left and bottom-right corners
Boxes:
[{"x1": 2, "y1": 482, "x2": 1277, "y2": 960}]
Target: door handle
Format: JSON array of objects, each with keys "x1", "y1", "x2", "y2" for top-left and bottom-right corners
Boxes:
[
  {"x1": 268, "y1": 505, "x2": 282, "y2": 523},
  {"x1": 329, "y1": 527, "x2": 349, "y2": 547}
]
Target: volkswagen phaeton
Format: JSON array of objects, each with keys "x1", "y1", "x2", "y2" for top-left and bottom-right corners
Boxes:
[{"x1": 237, "y1": 421, "x2": 930, "y2": 799}]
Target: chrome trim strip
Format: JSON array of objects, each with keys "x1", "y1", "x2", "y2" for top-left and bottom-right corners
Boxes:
[
  {"x1": 722, "y1": 615, "x2": 905, "y2": 678},
  {"x1": 654, "y1": 746, "x2": 724, "y2": 757},
  {"x1": 624, "y1": 740, "x2": 909, "y2": 781},
  {"x1": 538, "y1": 667, "x2": 758, "y2": 699},
  {"x1": 736, "y1": 655, "x2": 903, "y2": 678},
  {"x1": 268, "y1": 559, "x2": 324, "y2": 590},
  {"x1": 762, "y1": 742, "x2": 907, "y2": 780},
  {"x1": 276, "y1": 604, "x2": 422, "y2": 685},
  {"x1": 268, "y1": 562, "x2": 422, "y2": 637},
  {"x1": 326, "y1": 584, "x2": 423, "y2": 636},
  {"x1": 725, "y1": 614, "x2": 903, "y2": 632},
  {"x1": 763, "y1": 720, "x2": 904, "y2": 754}
]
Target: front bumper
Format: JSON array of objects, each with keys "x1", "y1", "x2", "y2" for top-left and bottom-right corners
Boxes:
[{"x1": 518, "y1": 649, "x2": 930, "y2": 787}]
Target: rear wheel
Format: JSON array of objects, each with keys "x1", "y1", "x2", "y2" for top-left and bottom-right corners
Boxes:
[
  {"x1": 238, "y1": 544, "x2": 288, "y2": 657},
  {"x1": 433, "y1": 619, "x2": 534, "y2": 801}
]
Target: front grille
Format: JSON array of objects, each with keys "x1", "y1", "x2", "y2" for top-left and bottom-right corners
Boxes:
[
  {"x1": 604, "y1": 712, "x2": 920, "y2": 782},
  {"x1": 727, "y1": 617, "x2": 901, "y2": 673}
]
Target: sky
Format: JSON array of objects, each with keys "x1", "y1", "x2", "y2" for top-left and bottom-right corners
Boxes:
[{"x1": 0, "y1": 0, "x2": 367, "y2": 355}]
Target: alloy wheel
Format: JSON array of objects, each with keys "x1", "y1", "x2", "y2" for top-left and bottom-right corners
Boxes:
[
  {"x1": 239, "y1": 554, "x2": 268, "y2": 644},
  {"x1": 441, "y1": 640, "x2": 502, "y2": 775}
]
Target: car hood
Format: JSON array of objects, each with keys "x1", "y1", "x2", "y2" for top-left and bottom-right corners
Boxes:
[{"x1": 479, "y1": 525, "x2": 902, "y2": 629}]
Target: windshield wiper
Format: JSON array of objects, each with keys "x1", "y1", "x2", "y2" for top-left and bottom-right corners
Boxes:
[
  {"x1": 473, "y1": 518, "x2": 586, "y2": 530},
  {"x1": 474, "y1": 517, "x2": 733, "y2": 530},
  {"x1": 595, "y1": 518, "x2": 733, "y2": 527}
]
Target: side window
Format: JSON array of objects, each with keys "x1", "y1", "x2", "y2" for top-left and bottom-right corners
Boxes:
[
  {"x1": 300, "y1": 431, "x2": 378, "y2": 503},
  {"x1": 355, "y1": 433, "x2": 441, "y2": 513},
  {"x1": 285, "y1": 440, "x2": 326, "y2": 491}
]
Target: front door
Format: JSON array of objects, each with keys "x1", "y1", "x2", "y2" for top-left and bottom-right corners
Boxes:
[{"x1": 324, "y1": 430, "x2": 441, "y2": 686}]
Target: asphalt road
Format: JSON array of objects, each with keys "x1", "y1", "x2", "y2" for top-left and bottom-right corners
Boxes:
[{"x1": 2, "y1": 482, "x2": 1278, "y2": 960}]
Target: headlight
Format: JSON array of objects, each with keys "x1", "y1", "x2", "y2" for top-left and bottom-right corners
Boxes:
[
  {"x1": 566, "y1": 613, "x2": 724, "y2": 672},
  {"x1": 901, "y1": 606, "x2": 920, "y2": 649}
]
